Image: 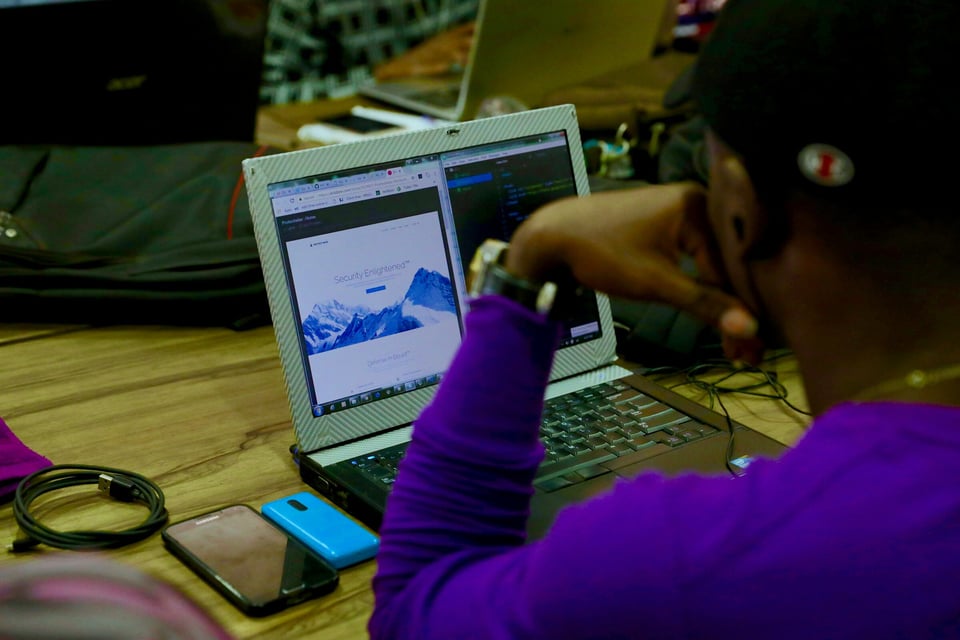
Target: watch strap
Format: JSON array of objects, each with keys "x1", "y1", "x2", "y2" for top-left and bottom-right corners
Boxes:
[{"x1": 468, "y1": 239, "x2": 557, "y2": 317}]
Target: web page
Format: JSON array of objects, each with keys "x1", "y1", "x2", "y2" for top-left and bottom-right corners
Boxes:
[{"x1": 271, "y1": 181, "x2": 461, "y2": 417}]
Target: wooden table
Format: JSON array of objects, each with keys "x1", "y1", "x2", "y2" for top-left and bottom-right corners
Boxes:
[
  {"x1": 0, "y1": 320, "x2": 809, "y2": 639},
  {"x1": 255, "y1": 95, "x2": 369, "y2": 152},
  {"x1": 0, "y1": 323, "x2": 376, "y2": 638}
]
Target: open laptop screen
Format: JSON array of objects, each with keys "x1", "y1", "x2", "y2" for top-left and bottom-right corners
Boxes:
[{"x1": 266, "y1": 130, "x2": 602, "y2": 419}]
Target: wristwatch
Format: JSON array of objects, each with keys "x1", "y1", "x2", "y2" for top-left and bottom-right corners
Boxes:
[{"x1": 467, "y1": 239, "x2": 558, "y2": 317}]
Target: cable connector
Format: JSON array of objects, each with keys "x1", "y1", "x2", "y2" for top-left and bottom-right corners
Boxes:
[
  {"x1": 14, "y1": 464, "x2": 168, "y2": 551},
  {"x1": 9, "y1": 537, "x2": 40, "y2": 553},
  {"x1": 98, "y1": 473, "x2": 137, "y2": 502}
]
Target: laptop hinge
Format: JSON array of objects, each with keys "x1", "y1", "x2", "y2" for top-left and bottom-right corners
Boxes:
[
  {"x1": 305, "y1": 424, "x2": 414, "y2": 467},
  {"x1": 545, "y1": 363, "x2": 632, "y2": 400}
]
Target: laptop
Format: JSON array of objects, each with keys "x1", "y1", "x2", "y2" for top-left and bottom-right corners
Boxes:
[
  {"x1": 357, "y1": 0, "x2": 675, "y2": 122},
  {"x1": 242, "y1": 104, "x2": 787, "y2": 538},
  {"x1": 0, "y1": 0, "x2": 267, "y2": 146}
]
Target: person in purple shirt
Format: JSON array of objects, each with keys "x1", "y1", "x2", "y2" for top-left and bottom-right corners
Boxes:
[{"x1": 369, "y1": 0, "x2": 960, "y2": 637}]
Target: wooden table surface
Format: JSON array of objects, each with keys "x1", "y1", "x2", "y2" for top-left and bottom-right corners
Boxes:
[
  {"x1": 0, "y1": 323, "x2": 380, "y2": 638},
  {"x1": 0, "y1": 320, "x2": 809, "y2": 639}
]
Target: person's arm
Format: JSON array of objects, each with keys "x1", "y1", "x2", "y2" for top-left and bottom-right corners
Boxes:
[
  {"x1": 507, "y1": 182, "x2": 762, "y2": 363},
  {"x1": 369, "y1": 297, "x2": 764, "y2": 639},
  {"x1": 370, "y1": 295, "x2": 558, "y2": 637},
  {"x1": 369, "y1": 183, "x2": 761, "y2": 638},
  {"x1": 370, "y1": 295, "x2": 696, "y2": 639}
]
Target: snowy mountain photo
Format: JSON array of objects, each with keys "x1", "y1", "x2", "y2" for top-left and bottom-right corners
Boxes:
[{"x1": 302, "y1": 268, "x2": 456, "y2": 355}]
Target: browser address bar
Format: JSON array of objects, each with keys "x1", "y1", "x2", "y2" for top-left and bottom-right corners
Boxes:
[{"x1": 294, "y1": 177, "x2": 415, "y2": 205}]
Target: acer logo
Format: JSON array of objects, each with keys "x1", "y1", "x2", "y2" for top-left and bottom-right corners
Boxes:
[{"x1": 106, "y1": 75, "x2": 147, "y2": 91}]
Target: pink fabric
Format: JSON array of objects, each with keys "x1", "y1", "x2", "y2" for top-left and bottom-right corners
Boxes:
[
  {"x1": 0, "y1": 415, "x2": 51, "y2": 501},
  {"x1": 0, "y1": 554, "x2": 234, "y2": 639}
]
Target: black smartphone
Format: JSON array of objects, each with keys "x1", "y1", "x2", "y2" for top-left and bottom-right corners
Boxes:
[{"x1": 161, "y1": 504, "x2": 339, "y2": 617}]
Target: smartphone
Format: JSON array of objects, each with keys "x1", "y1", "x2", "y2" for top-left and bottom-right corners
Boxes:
[
  {"x1": 161, "y1": 504, "x2": 339, "y2": 617},
  {"x1": 262, "y1": 491, "x2": 379, "y2": 570}
]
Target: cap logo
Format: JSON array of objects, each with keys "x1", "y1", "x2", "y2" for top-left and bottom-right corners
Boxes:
[{"x1": 797, "y1": 143, "x2": 854, "y2": 187}]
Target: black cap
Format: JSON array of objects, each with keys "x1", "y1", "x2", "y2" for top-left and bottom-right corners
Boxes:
[{"x1": 693, "y1": 0, "x2": 958, "y2": 205}]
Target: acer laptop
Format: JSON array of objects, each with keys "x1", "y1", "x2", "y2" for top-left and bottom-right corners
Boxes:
[
  {"x1": 242, "y1": 105, "x2": 787, "y2": 538},
  {"x1": 357, "y1": 0, "x2": 675, "y2": 122},
  {"x1": 0, "y1": 0, "x2": 267, "y2": 146}
]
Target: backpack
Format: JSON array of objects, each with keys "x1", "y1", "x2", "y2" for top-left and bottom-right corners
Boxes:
[{"x1": 0, "y1": 142, "x2": 274, "y2": 330}]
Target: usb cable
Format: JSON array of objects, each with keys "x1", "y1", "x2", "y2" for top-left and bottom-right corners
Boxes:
[{"x1": 10, "y1": 464, "x2": 168, "y2": 552}]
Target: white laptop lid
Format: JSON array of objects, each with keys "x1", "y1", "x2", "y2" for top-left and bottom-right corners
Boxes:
[{"x1": 243, "y1": 105, "x2": 617, "y2": 455}]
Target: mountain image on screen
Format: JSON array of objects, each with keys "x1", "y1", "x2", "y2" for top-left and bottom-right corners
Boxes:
[{"x1": 302, "y1": 268, "x2": 456, "y2": 355}]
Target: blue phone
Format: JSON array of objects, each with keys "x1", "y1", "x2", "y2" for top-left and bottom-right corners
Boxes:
[{"x1": 261, "y1": 491, "x2": 379, "y2": 569}]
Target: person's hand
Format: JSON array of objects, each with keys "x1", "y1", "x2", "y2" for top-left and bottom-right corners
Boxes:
[
  {"x1": 373, "y1": 21, "x2": 475, "y2": 81},
  {"x1": 505, "y1": 182, "x2": 763, "y2": 363}
]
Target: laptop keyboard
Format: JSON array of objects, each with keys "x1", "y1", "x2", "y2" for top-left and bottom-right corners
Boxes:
[
  {"x1": 349, "y1": 444, "x2": 407, "y2": 486},
  {"x1": 533, "y1": 379, "x2": 719, "y2": 491},
  {"x1": 347, "y1": 379, "x2": 720, "y2": 492}
]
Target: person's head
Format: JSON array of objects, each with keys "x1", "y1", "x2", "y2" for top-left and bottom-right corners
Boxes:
[{"x1": 691, "y1": 0, "x2": 960, "y2": 364}]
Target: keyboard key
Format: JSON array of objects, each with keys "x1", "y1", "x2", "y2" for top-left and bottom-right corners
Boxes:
[
  {"x1": 587, "y1": 435, "x2": 608, "y2": 448},
  {"x1": 626, "y1": 396, "x2": 663, "y2": 411},
  {"x1": 627, "y1": 438, "x2": 658, "y2": 451},
  {"x1": 534, "y1": 475, "x2": 576, "y2": 492},
  {"x1": 640, "y1": 410, "x2": 691, "y2": 434},
  {"x1": 633, "y1": 402, "x2": 671, "y2": 417},
  {"x1": 535, "y1": 449, "x2": 617, "y2": 481},
  {"x1": 693, "y1": 424, "x2": 719, "y2": 436},
  {"x1": 559, "y1": 433, "x2": 585, "y2": 446},
  {"x1": 574, "y1": 464, "x2": 611, "y2": 481},
  {"x1": 607, "y1": 443, "x2": 634, "y2": 456},
  {"x1": 571, "y1": 443, "x2": 592, "y2": 456},
  {"x1": 621, "y1": 424, "x2": 645, "y2": 438},
  {"x1": 604, "y1": 443, "x2": 672, "y2": 470},
  {"x1": 607, "y1": 388, "x2": 645, "y2": 404}
]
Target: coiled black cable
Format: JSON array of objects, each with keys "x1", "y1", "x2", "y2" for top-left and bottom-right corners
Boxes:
[
  {"x1": 10, "y1": 464, "x2": 168, "y2": 552},
  {"x1": 644, "y1": 350, "x2": 813, "y2": 477}
]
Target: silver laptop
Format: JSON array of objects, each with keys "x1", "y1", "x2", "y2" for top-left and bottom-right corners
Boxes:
[
  {"x1": 358, "y1": 0, "x2": 675, "y2": 122},
  {"x1": 242, "y1": 105, "x2": 787, "y2": 537}
]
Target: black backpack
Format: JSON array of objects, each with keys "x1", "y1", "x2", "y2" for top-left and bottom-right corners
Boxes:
[{"x1": 0, "y1": 142, "x2": 274, "y2": 330}]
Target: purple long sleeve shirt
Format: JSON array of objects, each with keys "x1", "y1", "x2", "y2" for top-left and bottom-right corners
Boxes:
[{"x1": 370, "y1": 295, "x2": 960, "y2": 639}]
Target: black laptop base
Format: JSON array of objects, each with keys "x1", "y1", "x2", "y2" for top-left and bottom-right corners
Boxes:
[
  {"x1": 299, "y1": 373, "x2": 788, "y2": 536},
  {"x1": 300, "y1": 451, "x2": 394, "y2": 532}
]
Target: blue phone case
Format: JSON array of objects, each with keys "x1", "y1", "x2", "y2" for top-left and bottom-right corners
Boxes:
[{"x1": 261, "y1": 491, "x2": 379, "y2": 569}]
